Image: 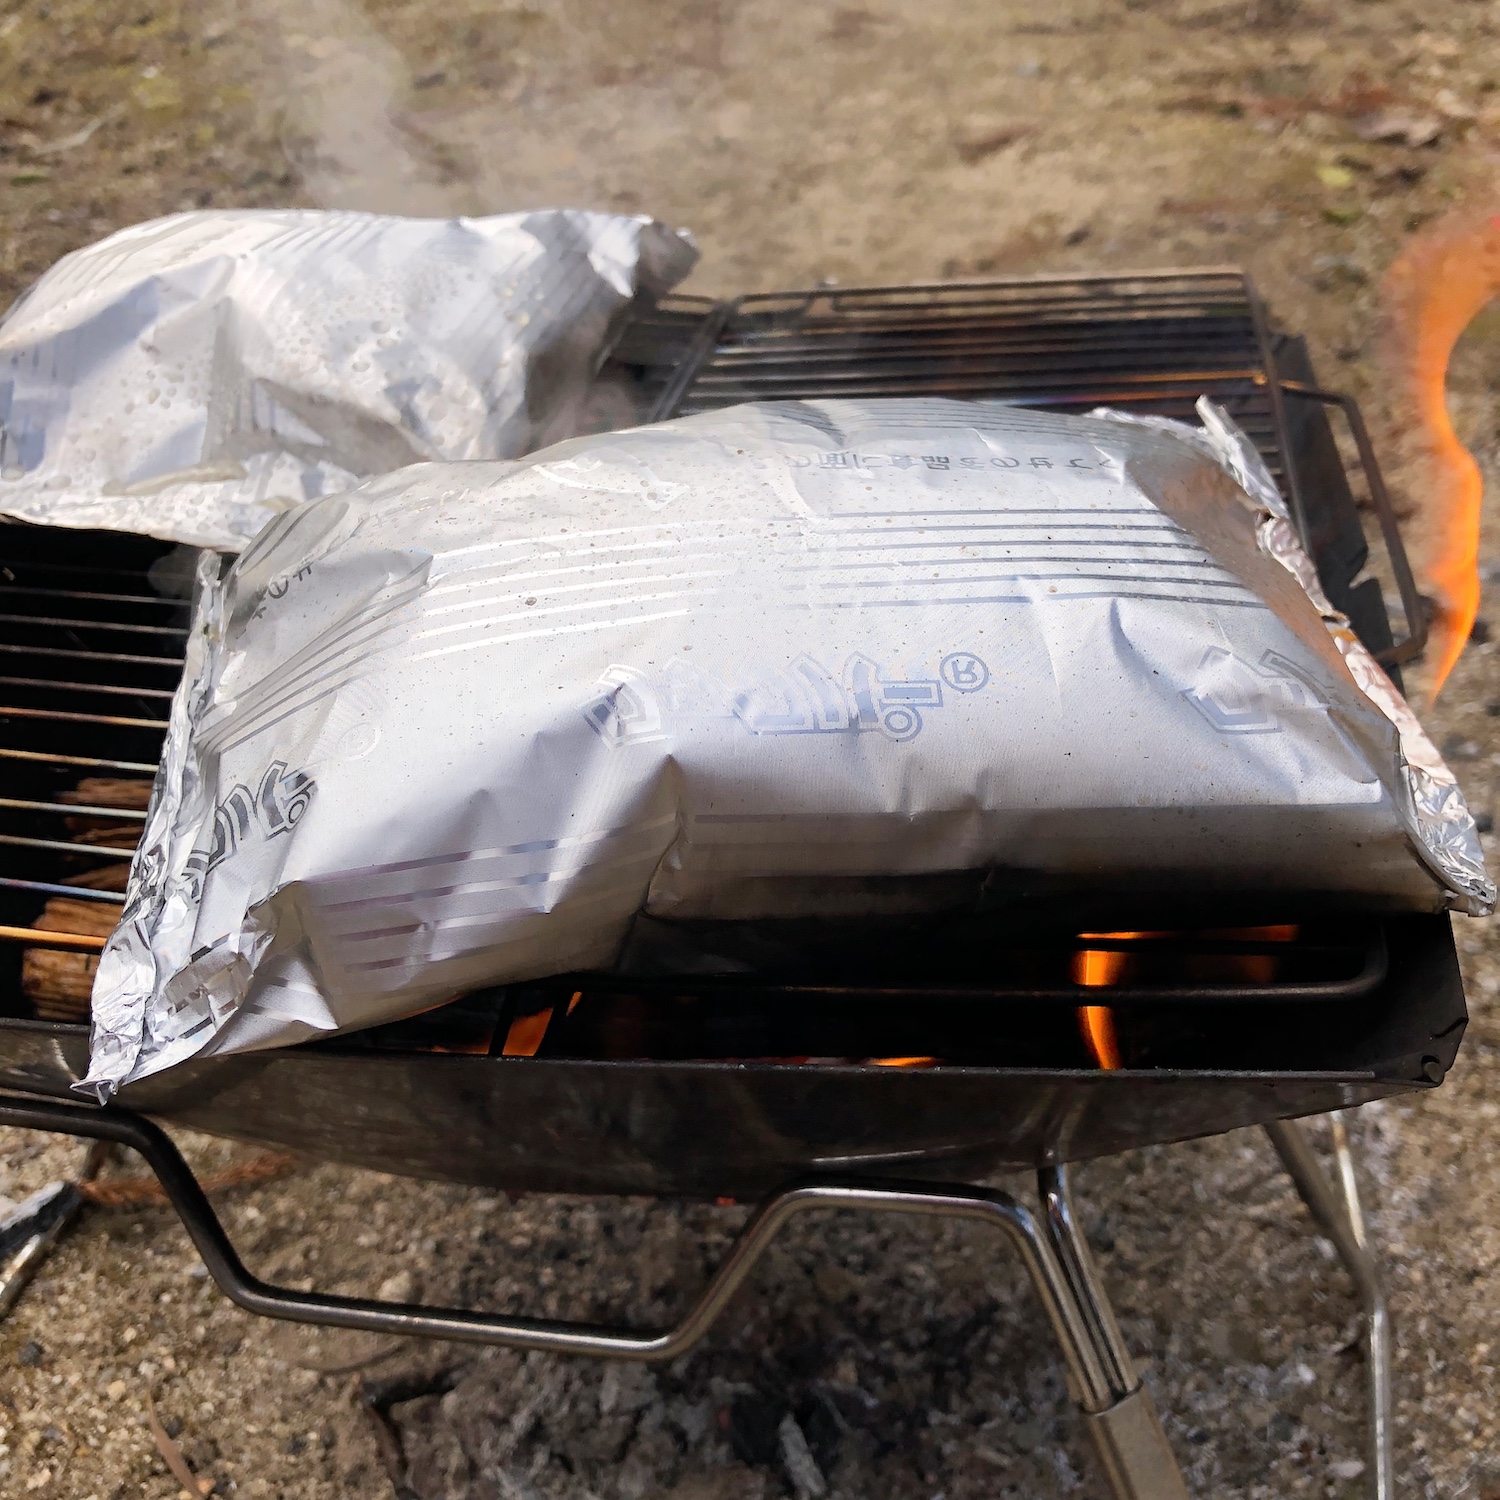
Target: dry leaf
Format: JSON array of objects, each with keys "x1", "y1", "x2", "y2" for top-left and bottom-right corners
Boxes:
[
  {"x1": 953, "y1": 120, "x2": 1035, "y2": 164},
  {"x1": 79, "y1": 1149, "x2": 293, "y2": 1209},
  {"x1": 30, "y1": 106, "x2": 123, "y2": 156},
  {"x1": 287, "y1": 1334, "x2": 409, "y2": 1376},
  {"x1": 147, "y1": 1393, "x2": 214, "y2": 1498}
]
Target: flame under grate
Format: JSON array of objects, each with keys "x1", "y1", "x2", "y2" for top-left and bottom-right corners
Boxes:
[{"x1": 0, "y1": 269, "x2": 1422, "y2": 1036}]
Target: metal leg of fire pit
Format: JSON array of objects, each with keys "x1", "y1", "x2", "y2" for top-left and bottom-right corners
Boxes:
[
  {"x1": 1266, "y1": 1113, "x2": 1393, "y2": 1500},
  {"x1": 0, "y1": 1093, "x2": 1194, "y2": 1498},
  {"x1": 0, "y1": 1138, "x2": 111, "y2": 1319},
  {"x1": 1040, "y1": 1165, "x2": 1191, "y2": 1500}
]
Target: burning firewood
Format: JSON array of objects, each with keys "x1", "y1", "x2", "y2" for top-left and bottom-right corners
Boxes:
[
  {"x1": 18, "y1": 777, "x2": 150, "y2": 1022},
  {"x1": 21, "y1": 898, "x2": 120, "y2": 1023},
  {"x1": 56, "y1": 776, "x2": 153, "y2": 846},
  {"x1": 60, "y1": 863, "x2": 131, "y2": 894},
  {"x1": 56, "y1": 777, "x2": 154, "y2": 810}
]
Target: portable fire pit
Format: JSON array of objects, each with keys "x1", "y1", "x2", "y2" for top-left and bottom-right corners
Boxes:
[{"x1": 0, "y1": 269, "x2": 1462, "y2": 1500}]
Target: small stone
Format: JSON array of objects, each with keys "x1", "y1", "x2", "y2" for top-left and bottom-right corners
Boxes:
[
  {"x1": 1471, "y1": 617, "x2": 1491, "y2": 644},
  {"x1": 106, "y1": 1379, "x2": 127, "y2": 1401},
  {"x1": 376, "y1": 1269, "x2": 415, "y2": 1304},
  {"x1": 1476, "y1": 813, "x2": 1494, "y2": 834},
  {"x1": 1330, "y1": 1458, "x2": 1366, "y2": 1481},
  {"x1": 1378, "y1": 162, "x2": 1426, "y2": 189},
  {"x1": 1351, "y1": 108, "x2": 1443, "y2": 147},
  {"x1": 814, "y1": 1264, "x2": 858, "y2": 1303},
  {"x1": 1432, "y1": 88, "x2": 1477, "y2": 123},
  {"x1": 17, "y1": 1340, "x2": 44, "y2": 1367},
  {"x1": 778, "y1": 1413, "x2": 827, "y2": 1499},
  {"x1": 1312, "y1": 254, "x2": 1369, "y2": 289},
  {"x1": 1441, "y1": 734, "x2": 1482, "y2": 762},
  {"x1": 1011, "y1": 1414, "x2": 1049, "y2": 1452}
]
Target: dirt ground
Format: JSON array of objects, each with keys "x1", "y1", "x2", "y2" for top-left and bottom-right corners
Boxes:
[{"x1": 3, "y1": 0, "x2": 1500, "y2": 1496}]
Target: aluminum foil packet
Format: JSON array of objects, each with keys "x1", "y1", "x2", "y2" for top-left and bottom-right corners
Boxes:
[
  {"x1": 84, "y1": 397, "x2": 1494, "y2": 1094},
  {"x1": 0, "y1": 208, "x2": 697, "y2": 550}
]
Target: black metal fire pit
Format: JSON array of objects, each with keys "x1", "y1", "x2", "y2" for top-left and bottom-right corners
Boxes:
[{"x1": 0, "y1": 269, "x2": 1449, "y2": 1500}]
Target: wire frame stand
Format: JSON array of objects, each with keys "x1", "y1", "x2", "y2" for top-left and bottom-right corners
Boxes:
[
  {"x1": 0, "y1": 1094, "x2": 1389, "y2": 1500},
  {"x1": 1267, "y1": 1112, "x2": 1393, "y2": 1500}
]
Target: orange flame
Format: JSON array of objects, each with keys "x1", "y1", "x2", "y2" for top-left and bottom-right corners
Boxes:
[
  {"x1": 1070, "y1": 926, "x2": 1300, "y2": 1067},
  {"x1": 501, "y1": 1007, "x2": 553, "y2": 1056},
  {"x1": 1380, "y1": 208, "x2": 1500, "y2": 700},
  {"x1": 1072, "y1": 933, "x2": 1153, "y2": 1069},
  {"x1": 1077, "y1": 1006, "x2": 1122, "y2": 1070}
]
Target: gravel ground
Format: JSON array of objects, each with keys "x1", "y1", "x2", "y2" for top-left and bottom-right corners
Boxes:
[{"x1": 3, "y1": 1, "x2": 1500, "y2": 1496}]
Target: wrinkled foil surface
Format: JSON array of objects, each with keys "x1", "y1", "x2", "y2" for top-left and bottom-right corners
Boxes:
[
  {"x1": 85, "y1": 398, "x2": 1493, "y2": 1094},
  {"x1": 1094, "y1": 398, "x2": 1493, "y2": 915},
  {"x1": 0, "y1": 209, "x2": 696, "y2": 549}
]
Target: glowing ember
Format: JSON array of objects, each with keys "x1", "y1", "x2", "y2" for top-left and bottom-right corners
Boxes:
[{"x1": 1380, "y1": 207, "x2": 1500, "y2": 700}]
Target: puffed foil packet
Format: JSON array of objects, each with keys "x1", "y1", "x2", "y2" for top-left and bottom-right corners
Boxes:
[
  {"x1": 0, "y1": 208, "x2": 697, "y2": 550},
  {"x1": 83, "y1": 397, "x2": 1493, "y2": 1094}
]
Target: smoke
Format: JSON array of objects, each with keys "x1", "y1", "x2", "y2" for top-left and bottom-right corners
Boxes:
[{"x1": 256, "y1": 0, "x2": 472, "y2": 216}]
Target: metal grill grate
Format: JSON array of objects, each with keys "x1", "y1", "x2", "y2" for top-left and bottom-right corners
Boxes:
[
  {"x1": 599, "y1": 292, "x2": 725, "y2": 418},
  {"x1": 650, "y1": 269, "x2": 1290, "y2": 479},
  {"x1": 0, "y1": 281, "x2": 1456, "y2": 1500},
  {"x1": 0, "y1": 267, "x2": 1425, "y2": 1005},
  {"x1": 0, "y1": 526, "x2": 185, "y2": 995},
  {"x1": 644, "y1": 268, "x2": 1423, "y2": 668}
]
